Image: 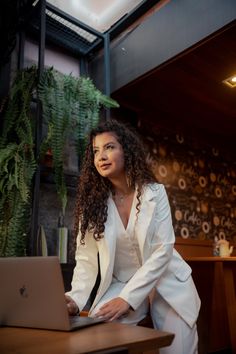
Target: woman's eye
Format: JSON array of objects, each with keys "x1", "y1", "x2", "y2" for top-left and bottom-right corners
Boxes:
[
  {"x1": 106, "y1": 145, "x2": 114, "y2": 150},
  {"x1": 93, "y1": 149, "x2": 98, "y2": 155}
]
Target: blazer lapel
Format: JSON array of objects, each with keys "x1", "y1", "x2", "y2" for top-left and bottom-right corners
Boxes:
[
  {"x1": 136, "y1": 186, "x2": 157, "y2": 259},
  {"x1": 98, "y1": 197, "x2": 116, "y2": 276},
  {"x1": 91, "y1": 197, "x2": 116, "y2": 309}
]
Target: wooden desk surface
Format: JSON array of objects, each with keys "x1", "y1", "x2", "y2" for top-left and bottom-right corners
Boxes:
[{"x1": 0, "y1": 323, "x2": 174, "y2": 354}]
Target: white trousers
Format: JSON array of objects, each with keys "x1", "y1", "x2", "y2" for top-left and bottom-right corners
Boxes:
[
  {"x1": 151, "y1": 293, "x2": 198, "y2": 354},
  {"x1": 89, "y1": 280, "x2": 149, "y2": 324},
  {"x1": 90, "y1": 283, "x2": 198, "y2": 354}
]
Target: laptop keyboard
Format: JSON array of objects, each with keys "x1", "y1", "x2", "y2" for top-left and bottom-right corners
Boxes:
[{"x1": 69, "y1": 315, "x2": 104, "y2": 329}]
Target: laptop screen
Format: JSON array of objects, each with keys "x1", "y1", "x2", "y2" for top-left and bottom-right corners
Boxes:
[{"x1": 0, "y1": 256, "x2": 76, "y2": 330}]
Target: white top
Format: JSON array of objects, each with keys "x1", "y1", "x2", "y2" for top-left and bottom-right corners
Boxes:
[{"x1": 111, "y1": 191, "x2": 142, "y2": 283}]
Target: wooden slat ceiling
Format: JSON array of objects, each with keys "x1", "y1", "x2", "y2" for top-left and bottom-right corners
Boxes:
[{"x1": 112, "y1": 21, "x2": 236, "y2": 153}]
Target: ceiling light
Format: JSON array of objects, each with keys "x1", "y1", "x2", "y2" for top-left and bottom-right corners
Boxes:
[{"x1": 223, "y1": 75, "x2": 236, "y2": 88}]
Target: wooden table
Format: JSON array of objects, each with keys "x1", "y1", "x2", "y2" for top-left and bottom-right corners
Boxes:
[
  {"x1": 185, "y1": 257, "x2": 236, "y2": 354},
  {"x1": 0, "y1": 322, "x2": 174, "y2": 354}
]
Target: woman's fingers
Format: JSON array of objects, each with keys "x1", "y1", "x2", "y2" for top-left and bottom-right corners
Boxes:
[
  {"x1": 65, "y1": 295, "x2": 78, "y2": 315},
  {"x1": 95, "y1": 297, "x2": 130, "y2": 321}
]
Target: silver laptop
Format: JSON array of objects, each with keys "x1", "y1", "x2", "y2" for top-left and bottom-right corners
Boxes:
[{"x1": 0, "y1": 256, "x2": 104, "y2": 331}]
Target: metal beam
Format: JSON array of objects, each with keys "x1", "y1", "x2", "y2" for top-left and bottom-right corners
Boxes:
[
  {"x1": 107, "y1": 0, "x2": 162, "y2": 40},
  {"x1": 30, "y1": 0, "x2": 46, "y2": 256},
  {"x1": 104, "y1": 32, "x2": 111, "y2": 119},
  {"x1": 46, "y1": 2, "x2": 104, "y2": 39}
]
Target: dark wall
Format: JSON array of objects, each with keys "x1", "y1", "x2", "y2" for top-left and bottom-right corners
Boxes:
[{"x1": 143, "y1": 124, "x2": 236, "y2": 244}]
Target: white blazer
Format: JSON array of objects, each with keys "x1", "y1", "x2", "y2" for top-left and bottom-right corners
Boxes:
[{"x1": 67, "y1": 184, "x2": 201, "y2": 328}]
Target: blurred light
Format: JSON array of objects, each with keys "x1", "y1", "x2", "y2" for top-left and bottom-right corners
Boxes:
[{"x1": 223, "y1": 74, "x2": 236, "y2": 88}]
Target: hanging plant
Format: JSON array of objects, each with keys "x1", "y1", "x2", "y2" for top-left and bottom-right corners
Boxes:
[
  {"x1": 0, "y1": 66, "x2": 38, "y2": 256},
  {"x1": 0, "y1": 65, "x2": 119, "y2": 256},
  {"x1": 38, "y1": 67, "x2": 119, "y2": 215}
]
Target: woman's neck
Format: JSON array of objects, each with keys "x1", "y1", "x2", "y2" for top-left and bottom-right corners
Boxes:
[
  {"x1": 111, "y1": 183, "x2": 135, "y2": 207},
  {"x1": 110, "y1": 177, "x2": 133, "y2": 196}
]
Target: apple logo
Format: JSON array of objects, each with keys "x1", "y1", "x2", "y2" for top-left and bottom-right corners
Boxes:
[{"x1": 19, "y1": 285, "x2": 28, "y2": 298}]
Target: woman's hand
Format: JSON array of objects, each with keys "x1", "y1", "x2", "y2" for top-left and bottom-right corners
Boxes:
[
  {"x1": 94, "y1": 297, "x2": 130, "y2": 322},
  {"x1": 65, "y1": 295, "x2": 79, "y2": 315}
]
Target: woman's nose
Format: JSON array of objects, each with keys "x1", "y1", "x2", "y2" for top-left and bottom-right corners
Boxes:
[{"x1": 98, "y1": 151, "x2": 107, "y2": 160}]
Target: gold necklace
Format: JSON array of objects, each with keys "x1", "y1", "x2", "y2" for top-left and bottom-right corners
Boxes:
[
  {"x1": 113, "y1": 192, "x2": 129, "y2": 205},
  {"x1": 115, "y1": 194, "x2": 127, "y2": 204}
]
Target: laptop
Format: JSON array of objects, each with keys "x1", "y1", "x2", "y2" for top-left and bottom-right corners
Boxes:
[{"x1": 0, "y1": 256, "x2": 104, "y2": 331}]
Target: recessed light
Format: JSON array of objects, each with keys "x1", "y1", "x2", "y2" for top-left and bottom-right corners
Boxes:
[{"x1": 222, "y1": 75, "x2": 236, "y2": 88}]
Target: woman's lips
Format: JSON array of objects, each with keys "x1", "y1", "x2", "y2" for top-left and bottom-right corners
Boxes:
[{"x1": 100, "y1": 163, "x2": 111, "y2": 170}]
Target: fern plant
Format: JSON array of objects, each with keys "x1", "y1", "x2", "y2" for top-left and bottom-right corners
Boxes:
[
  {"x1": 38, "y1": 67, "x2": 119, "y2": 215},
  {"x1": 0, "y1": 65, "x2": 119, "y2": 256},
  {"x1": 0, "y1": 66, "x2": 37, "y2": 256}
]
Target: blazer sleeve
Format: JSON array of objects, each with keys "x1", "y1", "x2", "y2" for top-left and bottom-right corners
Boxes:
[
  {"x1": 65, "y1": 231, "x2": 99, "y2": 312},
  {"x1": 119, "y1": 184, "x2": 175, "y2": 310}
]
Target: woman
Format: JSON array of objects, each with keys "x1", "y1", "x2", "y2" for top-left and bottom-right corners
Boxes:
[{"x1": 66, "y1": 118, "x2": 200, "y2": 354}]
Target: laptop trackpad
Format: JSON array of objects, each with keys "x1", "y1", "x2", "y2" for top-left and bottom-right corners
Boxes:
[{"x1": 69, "y1": 316, "x2": 105, "y2": 330}]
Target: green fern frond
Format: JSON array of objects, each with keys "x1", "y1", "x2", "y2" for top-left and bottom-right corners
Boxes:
[
  {"x1": 0, "y1": 65, "x2": 119, "y2": 256},
  {"x1": 0, "y1": 66, "x2": 37, "y2": 257}
]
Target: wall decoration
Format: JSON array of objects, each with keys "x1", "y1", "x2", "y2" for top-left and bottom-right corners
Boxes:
[{"x1": 145, "y1": 130, "x2": 236, "y2": 243}]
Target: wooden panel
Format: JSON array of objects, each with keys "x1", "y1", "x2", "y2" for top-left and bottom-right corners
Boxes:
[
  {"x1": 175, "y1": 237, "x2": 212, "y2": 257},
  {"x1": 175, "y1": 239, "x2": 236, "y2": 353},
  {"x1": 187, "y1": 260, "x2": 231, "y2": 353},
  {"x1": 175, "y1": 237, "x2": 236, "y2": 258}
]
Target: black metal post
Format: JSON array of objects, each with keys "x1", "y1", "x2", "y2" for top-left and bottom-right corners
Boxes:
[
  {"x1": 18, "y1": 31, "x2": 25, "y2": 70},
  {"x1": 103, "y1": 32, "x2": 111, "y2": 120},
  {"x1": 79, "y1": 57, "x2": 88, "y2": 76},
  {"x1": 29, "y1": 0, "x2": 46, "y2": 255}
]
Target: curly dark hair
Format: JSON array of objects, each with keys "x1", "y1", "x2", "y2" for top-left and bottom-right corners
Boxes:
[{"x1": 74, "y1": 118, "x2": 157, "y2": 244}]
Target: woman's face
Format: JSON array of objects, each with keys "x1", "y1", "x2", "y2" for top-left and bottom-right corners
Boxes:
[{"x1": 93, "y1": 132, "x2": 125, "y2": 180}]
